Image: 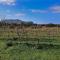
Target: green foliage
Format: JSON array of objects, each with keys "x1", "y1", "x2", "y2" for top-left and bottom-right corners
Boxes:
[
  {"x1": 0, "y1": 24, "x2": 60, "y2": 60},
  {"x1": 6, "y1": 40, "x2": 13, "y2": 47},
  {"x1": 0, "y1": 39, "x2": 60, "y2": 60},
  {"x1": 46, "y1": 23, "x2": 57, "y2": 27}
]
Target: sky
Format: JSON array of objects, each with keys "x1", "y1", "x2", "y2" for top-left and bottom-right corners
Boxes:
[{"x1": 0, "y1": 0, "x2": 60, "y2": 24}]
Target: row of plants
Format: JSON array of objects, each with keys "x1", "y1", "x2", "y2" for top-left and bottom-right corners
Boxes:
[{"x1": 5, "y1": 37, "x2": 60, "y2": 50}]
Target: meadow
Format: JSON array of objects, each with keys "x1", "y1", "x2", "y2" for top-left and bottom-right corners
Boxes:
[{"x1": 0, "y1": 25, "x2": 60, "y2": 60}]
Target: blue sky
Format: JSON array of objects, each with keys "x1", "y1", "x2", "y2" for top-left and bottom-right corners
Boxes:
[{"x1": 0, "y1": 0, "x2": 60, "y2": 24}]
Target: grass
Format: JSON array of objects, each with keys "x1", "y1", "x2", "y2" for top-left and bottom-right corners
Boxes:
[
  {"x1": 0, "y1": 40, "x2": 60, "y2": 60},
  {"x1": 0, "y1": 26, "x2": 60, "y2": 60},
  {"x1": 0, "y1": 37, "x2": 60, "y2": 60}
]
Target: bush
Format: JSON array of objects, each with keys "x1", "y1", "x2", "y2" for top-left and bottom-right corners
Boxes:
[
  {"x1": 25, "y1": 43, "x2": 36, "y2": 48},
  {"x1": 46, "y1": 23, "x2": 57, "y2": 27},
  {"x1": 13, "y1": 37, "x2": 18, "y2": 41},
  {"x1": 37, "y1": 44, "x2": 43, "y2": 49},
  {"x1": 37, "y1": 44, "x2": 54, "y2": 49},
  {"x1": 6, "y1": 40, "x2": 13, "y2": 47}
]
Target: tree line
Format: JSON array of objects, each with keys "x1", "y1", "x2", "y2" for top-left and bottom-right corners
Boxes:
[{"x1": 0, "y1": 20, "x2": 60, "y2": 28}]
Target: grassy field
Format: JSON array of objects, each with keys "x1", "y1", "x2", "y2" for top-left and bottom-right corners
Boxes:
[{"x1": 0, "y1": 26, "x2": 60, "y2": 60}]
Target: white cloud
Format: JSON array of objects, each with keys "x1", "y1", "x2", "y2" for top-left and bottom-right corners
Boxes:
[
  {"x1": 31, "y1": 6, "x2": 60, "y2": 14},
  {"x1": 15, "y1": 13, "x2": 25, "y2": 17},
  {"x1": 30, "y1": 6, "x2": 60, "y2": 14},
  {"x1": 49, "y1": 6, "x2": 60, "y2": 13},
  {"x1": 31, "y1": 9, "x2": 48, "y2": 13},
  {"x1": 0, "y1": 0, "x2": 16, "y2": 5}
]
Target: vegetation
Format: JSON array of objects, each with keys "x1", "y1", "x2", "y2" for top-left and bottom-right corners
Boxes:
[{"x1": 0, "y1": 21, "x2": 60, "y2": 60}]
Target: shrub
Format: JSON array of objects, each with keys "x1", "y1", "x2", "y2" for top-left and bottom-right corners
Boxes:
[
  {"x1": 37, "y1": 44, "x2": 54, "y2": 49},
  {"x1": 25, "y1": 43, "x2": 35, "y2": 48},
  {"x1": 37, "y1": 44, "x2": 43, "y2": 49},
  {"x1": 46, "y1": 23, "x2": 57, "y2": 27},
  {"x1": 6, "y1": 40, "x2": 13, "y2": 47},
  {"x1": 13, "y1": 37, "x2": 18, "y2": 41}
]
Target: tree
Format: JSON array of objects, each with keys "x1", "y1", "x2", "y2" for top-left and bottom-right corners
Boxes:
[{"x1": 46, "y1": 23, "x2": 56, "y2": 27}]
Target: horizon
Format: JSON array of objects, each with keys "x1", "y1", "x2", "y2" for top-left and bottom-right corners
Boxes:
[
  {"x1": 0, "y1": 18, "x2": 60, "y2": 24},
  {"x1": 0, "y1": 0, "x2": 60, "y2": 24}
]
